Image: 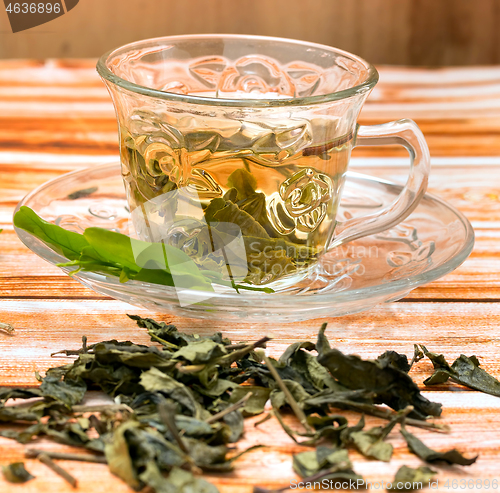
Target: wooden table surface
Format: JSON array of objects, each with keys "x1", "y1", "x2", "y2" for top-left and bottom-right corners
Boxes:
[{"x1": 1, "y1": 60, "x2": 500, "y2": 492}]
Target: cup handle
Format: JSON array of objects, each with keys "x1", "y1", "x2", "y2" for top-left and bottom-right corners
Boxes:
[{"x1": 330, "y1": 119, "x2": 430, "y2": 249}]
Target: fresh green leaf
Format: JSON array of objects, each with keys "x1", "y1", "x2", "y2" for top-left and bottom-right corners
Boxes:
[
  {"x1": 14, "y1": 205, "x2": 89, "y2": 260},
  {"x1": 15, "y1": 206, "x2": 273, "y2": 294}
]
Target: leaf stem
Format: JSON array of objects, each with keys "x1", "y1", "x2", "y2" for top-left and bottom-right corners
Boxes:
[
  {"x1": 158, "y1": 401, "x2": 189, "y2": 454},
  {"x1": 320, "y1": 399, "x2": 449, "y2": 433},
  {"x1": 380, "y1": 405, "x2": 414, "y2": 441},
  {"x1": 148, "y1": 332, "x2": 180, "y2": 350},
  {"x1": 25, "y1": 449, "x2": 107, "y2": 463},
  {"x1": 226, "y1": 337, "x2": 270, "y2": 351},
  {"x1": 37, "y1": 452, "x2": 78, "y2": 488},
  {"x1": 262, "y1": 354, "x2": 313, "y2": 434},
  {"x1": 0, "y1": 321, "x2": 15, "y2": 334},
  {"x1": 206, "y1": 393, "x2": 252, "y2": 424},
  {"x1": 72, "y1": 404, "x2": 134, "y2": 414}
]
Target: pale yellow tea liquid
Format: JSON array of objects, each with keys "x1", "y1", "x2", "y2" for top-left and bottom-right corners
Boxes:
[{"x1": 121, "y1": 111, "x2": 353, "y2": 286}]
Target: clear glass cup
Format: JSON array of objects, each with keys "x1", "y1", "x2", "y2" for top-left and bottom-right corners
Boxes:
[{"x1": 97, "y1": 34, "x2": 430, "y2": 290}]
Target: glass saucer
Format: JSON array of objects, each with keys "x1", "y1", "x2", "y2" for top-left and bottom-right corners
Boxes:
[{"x1": 14, "y1": 164, "x2": 474, "y2": 322}]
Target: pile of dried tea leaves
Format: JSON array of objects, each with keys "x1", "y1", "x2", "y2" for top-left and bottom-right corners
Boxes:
[{"x1": 0, "y1": 316, "x2": 491, "y2": 492}]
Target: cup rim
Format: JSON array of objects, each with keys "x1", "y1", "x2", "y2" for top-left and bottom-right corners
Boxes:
[{"x1": 96, "y1": 33, "x2": 379, "y2": 108}]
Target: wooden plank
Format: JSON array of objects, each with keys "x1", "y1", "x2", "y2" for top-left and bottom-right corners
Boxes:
[
  {"x1": 0, "y1": 399, "x2": 499, "y2": 493},
  {"x1": 0, "y1": 299, "x2": 499, "y2": 386},
  {"x1": 0, "y1": 62, "x2": 499, "y2": 156}
]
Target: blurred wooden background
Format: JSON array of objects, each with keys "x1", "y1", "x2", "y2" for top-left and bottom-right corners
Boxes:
[{"x1": 0, "y1": 0, "x2": 499, "y2": 65}]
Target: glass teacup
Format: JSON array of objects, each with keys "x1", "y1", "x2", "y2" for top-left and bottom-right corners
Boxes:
[{"x1": 97, "y1": 34, "x2": 429, "y2": 290}]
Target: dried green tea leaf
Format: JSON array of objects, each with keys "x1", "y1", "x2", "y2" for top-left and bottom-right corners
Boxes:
[
  {"x1": 39, "y1": 375, "x2": 86, "y2": 407},
  {"x1": 127, "y1": 315, "x2": 180, "y2": 348},
  {"x1": 2, "y1": 462, "x2": 35, "y2": 483},
  {"x1": 222, "y1": 409, "x2": 244, "y2": 443},
  {"x1": 270, "y1": 379, "x2": 311, "y2": 411},
  {"x1": 173, "y1": 340, "x2": 227, "y2": 365},
  {"x1": 376, "y1": 350, "x2": 411, "y2": 373},
  {"x1": 129, "y1": 315, "x2": 230, "y2": 348},
  {"x1": 140, "y1": 367, "x2": 184, "y2": 392},
  {"x1": 388, "y1": 465, "x2": 437, "y2": 491},
  {"x1": 350, "y1": 427, "x2": 393, "y2": 462},
  {"x1": 304, "y1": 415, "x2": 349, "y2": 446},
  {"x1": 104, "y1": 420, "x2": 142, "y2": 490},
  {"x1": 279, "y1": 341, "x2": 344, "y2": 392},
  {"x1": 194, "y1": 379, "x2": 236, "y2": 400},
  {"x1": 67, "y1": 186, "x2": 98, "y2": 200},
  {"x1": 410, "y1": 344, "x2": 425, "y2": 370},
  {"x1": 60, "y1": 352, "x2": 142, "y2": 397},
  {"x1": 140, "y1": 462, "x2": 220, "y2": 493},
  {"x1": 421, "y1": 346, "x2": 500, "y2": 397},
  {"x1": 292, "y1": 450, "x2": 323, "y2": 478},
  {"x1": 293, "y1": 447, "x2": 349, "y2": 477},
  {"x1": 168, "y1": 467, "x2": 219, "y2": 493},
  {"x1": 316, "y1": 325, "x2": 442, "y2": 419},
  {"x1": 292, "y1": 447, "x2": 363, "y2": 485},
  {"x1": 173, "y1": 416, "x2": 215, "y2": 437},
  {"x1": 140, "y1": 368, "x2": 207, "y2": 419},
  {"x1": 237, "y1": 353, "x2": 317, "y2": 395},
  {"x1": 187, "y1": 438, "x2": 230, "y2": 471},
  {"x1": 303, "y1": 388, "x2": 376, "y2": 412},
  {"x1": 340, "y1": 414, "x2": 365, "y2": 446},
  {"x1": 401, "y1": 426, "x2": 477, "y2": 465},
  {"x1": 229, "y1": 386, "x2": 271, "y2": 416},
  {"x1": 93, "y1": 341, "x2": 173, "y2": 369},
  {"x1": 0, "y1": 387, "x2": 43, "y2": 403},
  {"x1": 169, "y1": 466, "x2": 220, "y2": 492},
  {"x1": 137, "y1": 461, "x2": 171, "y2": 493},
  {"x1": 343, "y1": 407, "x2": 412, "y2": 462},
  {"x1": 0, "y1": 405, "x2": 43, "y2": 423}
]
